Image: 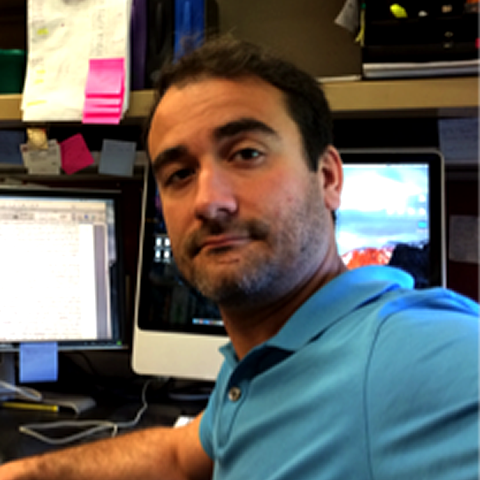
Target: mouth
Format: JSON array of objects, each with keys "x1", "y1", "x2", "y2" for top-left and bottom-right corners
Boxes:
[
  {"x1": 198, "y1": 235, "x2": 251, "y2": 255},
  {"x1": 185, "y1": 219, "x2": 270, "y2": 259}
]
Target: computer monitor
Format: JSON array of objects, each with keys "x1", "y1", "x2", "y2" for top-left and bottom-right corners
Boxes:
[
  {"x1": 337, "y1": 148, "x2": 445, "y2": 288},
  {"x1": 0, "y1": 187, "x2": 126, "y2": 399},
  {"x1": 132, "y1": 148, "x2": 445, "y2": 382},
  {"x1": 132, "y1": 170, "x2": 224, "y2": 382}
]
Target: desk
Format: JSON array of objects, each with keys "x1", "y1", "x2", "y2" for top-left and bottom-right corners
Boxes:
[{"x1": 0, "y1": 392, "x2": 205, "y2": 464}]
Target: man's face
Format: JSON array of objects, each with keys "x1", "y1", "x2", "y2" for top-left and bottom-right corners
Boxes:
[{"x1": 148, "y1": 77, "x2": 339, "y2": 309}]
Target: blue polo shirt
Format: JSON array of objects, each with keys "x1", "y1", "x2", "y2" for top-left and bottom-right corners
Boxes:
[{"x1": 199, "y1": 266, "x2": 479, "y2": 480}]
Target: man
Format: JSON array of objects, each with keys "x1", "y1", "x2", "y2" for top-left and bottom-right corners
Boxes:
[{"x1": 1, "y1": 36, "x2": 478, "y2": 480}]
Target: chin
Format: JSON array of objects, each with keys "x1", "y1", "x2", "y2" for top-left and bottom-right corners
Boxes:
[{"x1": 194, "y1": 265, "x2": 277, "y2": 307}]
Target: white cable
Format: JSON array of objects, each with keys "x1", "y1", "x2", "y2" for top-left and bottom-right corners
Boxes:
[
  {"x1": 0, "y1": 379, "x2": 43, "y2": 401},
  {"x1": 19, "y1": 420, "x2": 119, "y2": 446},
  {"x1": 18, "y1": 379, "x2": 153, "y2": 446}
]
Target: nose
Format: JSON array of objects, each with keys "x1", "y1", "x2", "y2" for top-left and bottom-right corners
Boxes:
[{"x1": 194, "y1": 164, "x2": 237, "y2": 221}]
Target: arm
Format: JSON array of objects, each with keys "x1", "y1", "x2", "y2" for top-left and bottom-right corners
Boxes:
[{"x1": 0, "y1": 414, "x2": 213, "y2": 480}]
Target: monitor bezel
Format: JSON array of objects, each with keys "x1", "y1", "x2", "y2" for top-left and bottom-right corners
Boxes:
[{"x1": 0, "y1": 186, "x2": 127, "y2": 352}]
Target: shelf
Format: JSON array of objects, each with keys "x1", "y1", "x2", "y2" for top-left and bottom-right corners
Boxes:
[
  {"x1": 321, "y1": 76, "x2": 479, "y2": 117},
  {"x1": 0, "y1": 92, "x2": 154, "y2": 126},
  {"x1": 0, "y1": 76, "x2": 478, "y2": 125}
]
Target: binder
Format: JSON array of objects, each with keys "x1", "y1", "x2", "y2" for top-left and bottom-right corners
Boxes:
[
  {"x1": 174, "y1": 0, "x2": 219, "y2": 62},
  {"x1": 130, "y1": 0, "x2": 148, "y2": 90},
  {"x1": 139, "y1": 0, "x2": 219, "y2": 88},
  {"x1": 146, "y1": 0, "x2": 175, "y2": 87}
]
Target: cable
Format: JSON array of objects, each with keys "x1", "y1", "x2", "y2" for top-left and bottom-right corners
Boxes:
[
  {"x1": 18, "y1": 379, "x2": 154, "y2": 446},
  {"x1": 19, "y1": 420, "x2": 119, "y2": 446},
  {"x1": 114, "y1": 378, "x2": 151, "y2": 430},
  {"x1": 0, "y1": 379, "x2": 43, "y2": 402}
]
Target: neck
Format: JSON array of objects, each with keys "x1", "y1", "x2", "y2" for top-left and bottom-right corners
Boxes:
[{"x1": 220, "y1": 253, "x2": 347, "y2": 360}]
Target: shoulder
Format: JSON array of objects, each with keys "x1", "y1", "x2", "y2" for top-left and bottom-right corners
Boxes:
[
  {"x1": 367, "y1": 286, "x2": 478, "y2": 396},
  {"x1": 364, "y1": 287, "x2": 478, "y2": 479},
  {"x1": 371, "y1": 286, "x2": 478, "y2": 351}
]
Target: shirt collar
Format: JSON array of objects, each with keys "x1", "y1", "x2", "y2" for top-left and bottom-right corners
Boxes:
[
  {"x1": 220, "y1": 266, "x2": 413, "y2": 364},
  {"x1": 267, "y1": 265, "x2": 413, "y2": 351}
]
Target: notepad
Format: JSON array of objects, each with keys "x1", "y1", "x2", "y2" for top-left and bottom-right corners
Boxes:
[
  {"x1": 19, "y1": 343, "x2": 58, "y2": 383},
  {"x1": 83, "y1": 58, "x2": 126, "y2": 124},
  {"x1": 60, "y1": 134, "x2": 95, "y2": 174},
  {"x1": 99, "y1": 139, "x2": 136, "y2": 177}
]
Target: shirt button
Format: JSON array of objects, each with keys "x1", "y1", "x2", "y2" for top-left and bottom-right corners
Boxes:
[{"x1": 228, "y1": 386, "x2": 242, "y2": 402}]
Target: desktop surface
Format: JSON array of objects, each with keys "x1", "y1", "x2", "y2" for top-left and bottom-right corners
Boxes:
[{"x1": 0, "y1": 378, "x2": 208, "y2": 464}]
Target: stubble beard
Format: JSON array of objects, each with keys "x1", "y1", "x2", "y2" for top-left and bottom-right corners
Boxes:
[{"x1": 174, "y1": 178, "x2": 330, "y2": 310}]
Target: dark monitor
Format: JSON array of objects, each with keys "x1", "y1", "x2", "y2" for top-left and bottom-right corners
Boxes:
[
  {"x1": 0, "y1": 187, "x2": 126, "y2": 399},
  {"x1": 132, "y1": 148, "x2": 445, "y2": 381}
]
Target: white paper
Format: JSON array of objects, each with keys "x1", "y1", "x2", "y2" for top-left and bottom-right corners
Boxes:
[
  {"x1": 22, "y1": 0, "x2": 131, "y2": 122},
  {"x1": 335, "y1": 0, "x2": 360, "y2": 33},
  {"x1": 438, "y1": 117, "x2": 479, "y2": 165},
  {"x1": 20, "y1": 140, "x2": 62, "y2": 175},
  {"x1": 449, "y1": 215, "x2": 479, "y2": 264}
]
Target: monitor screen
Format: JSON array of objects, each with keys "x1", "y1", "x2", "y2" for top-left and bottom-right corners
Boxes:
[
  {"x1": 132, "y1": 148, "x2": 445, "y2": 381},
  {"x1": 0, "y1": 187, "x2": 126, "y2": 351},
  {"x1": 337, "y1": 149, "x2": 445, "y2": 288}
]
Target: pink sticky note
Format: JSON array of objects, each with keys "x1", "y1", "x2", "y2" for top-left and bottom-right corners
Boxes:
[
  {"x1": 86, "y1": 97, "x2": 123, "y2": 108},
  {"x1": 85, "y1": 58, "x2": 125, "y2": 97},
  {"x1": 84, "y1": 102, "x2": 122, "y2": 115},
  {"x1": 82, "y1": 112, "x2": 122, "y2": 125},
  {"x1": 60, "y1": 134, "x2": 95, "y2": 174}
]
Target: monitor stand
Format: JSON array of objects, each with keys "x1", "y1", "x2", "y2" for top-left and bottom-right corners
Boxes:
[
  {"x1": 0, "y1": 353, "x2": 16, "y2": 400},
  {"x1": 0, "y1": 352, "x2": 95, "y2": 413}
]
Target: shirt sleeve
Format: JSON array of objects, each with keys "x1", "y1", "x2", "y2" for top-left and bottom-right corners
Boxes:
[
  {"x1": 199, "y1": 359, "x2": 231, "y2": 460},
  {"x1": 199, "y1": 387, "x2": 216, "y2": 460}
]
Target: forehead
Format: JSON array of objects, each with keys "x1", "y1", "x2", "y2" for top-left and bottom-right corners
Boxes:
[{"x1": 147, "y1": 77, "x2": 292, "y2": 153}]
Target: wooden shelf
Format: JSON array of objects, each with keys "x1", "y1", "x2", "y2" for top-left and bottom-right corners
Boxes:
[
  {"x1": 0, "y1": 92, "x2": 155, "y2": 124},
  {"x1": 0, "y1": 76, "x2": 478, "y2": 125},
  {"x1": 321, "y1": 76, "x2": 479, "y2": 117}
]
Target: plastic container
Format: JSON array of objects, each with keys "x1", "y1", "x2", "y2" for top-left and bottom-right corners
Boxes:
[{"x1": 0, "y1": 49, "x2": 26, "y2": 94}]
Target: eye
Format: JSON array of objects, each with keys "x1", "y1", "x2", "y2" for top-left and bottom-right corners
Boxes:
[
  {"x1": 164, "y1": 167, "x2": 195, "y2": 187},
  {"x1": 231, "y1": 148, "x2": 263, "y2": 162}
]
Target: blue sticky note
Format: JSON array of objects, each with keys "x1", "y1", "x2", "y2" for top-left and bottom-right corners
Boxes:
[
  {"x1": 19, "y1": 342, "x2": 58, "y2": 383},
  {"x1": 0, "y1": 130, "x2": 25, "y2": 165},
  {"x1": 99, "y1": 139, "x2": 136, "y2": 177}
]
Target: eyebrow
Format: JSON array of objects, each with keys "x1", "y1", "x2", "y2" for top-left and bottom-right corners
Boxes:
[
  {"x1": 151, "y1": 145, "x2": 189, "y2": 174},
  {"x1": 151, "y1": 117, "x2": 279, "y2": 173},
  {"x1": 213, "y1": 117, "x2": 278, "y2": 141}
]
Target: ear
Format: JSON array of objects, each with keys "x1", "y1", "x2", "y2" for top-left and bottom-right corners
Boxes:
[{"x1": 317, "y1": 145, "x2": 343, "y2": 211}]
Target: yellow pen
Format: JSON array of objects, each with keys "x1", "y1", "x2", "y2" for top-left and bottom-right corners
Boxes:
[{"x1": 0, "y1": 401, "x2": 59, "y2": 413}]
